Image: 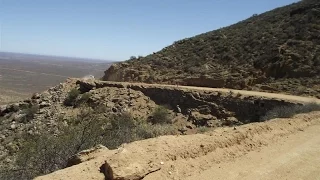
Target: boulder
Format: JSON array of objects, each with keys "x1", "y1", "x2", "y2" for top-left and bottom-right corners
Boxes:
[
  {"x1": 13, "y1": 113, "x2": 27, "y2": 122},
  {"x1": 0, "y1": 105, "x2": 7, "y2": 116},
  {"x1": 8, "y1": 103, "x2": 20, "y2": 113},
  {"x1": 190, "y1": 112, "x2": 218, "y2": 126},
  {"x1": 67, "y1": 145, "x2": 109, "y2": 167},
  {"x1": 6, "y1": 142, "x2": 19, "y2": 154},
  {"x1": 32, "y1": 98, "x2": 42, "y2": 104},
  {"x1": 0, "y1": 135, "x2": 5, "y2": 142},
  {"x1": 10, "y1": 124, "x2": 17, "y2": 130},
  {"x1": 31, "y1": 93, "x2": 41, "y2": 99},
  {"x1": 39, "y1": 101, "x2": 51, "y2": 108},
  {"x1": 18, "y1": 102, "x2": 29, "y2": 109},
  {"x1": 223, "y1": 117, "x2": 240, "y2": 126},
  {"x1": 206, "y1": 119, "x2": 221, "y2": 127},
  {"x1": 76, "y1": 80, "x2": 96, "y2": 93}
]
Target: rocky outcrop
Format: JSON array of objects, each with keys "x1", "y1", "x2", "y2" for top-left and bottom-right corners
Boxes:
[
  {"x1": 67, "y1": 145, "x2": 109, "y2": 167},
  {"x1": 0, "y1": 78, "x2": 314, "y2": 173},
  {"x1": 0, "y1": 79, "x2": 78, "y2": 166},
  {"x1": 76, "y1": 80, "x2": 300, "y2": 124},
  {"x1": 183, "y1": 75, "x2": 226, "y2": 88}
]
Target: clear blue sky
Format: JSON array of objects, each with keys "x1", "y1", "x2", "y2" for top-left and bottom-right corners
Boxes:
[{"x1": 0, "y1": 0, "x2": 298, "y2": 61}]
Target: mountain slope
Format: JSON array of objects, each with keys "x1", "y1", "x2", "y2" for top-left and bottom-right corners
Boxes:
[
  {"x1": 35, "y1": 112, "x2": 320, "y2": 180},
  {"x1": 103, "y1": 0, "x2": 320, "y2": 97}
]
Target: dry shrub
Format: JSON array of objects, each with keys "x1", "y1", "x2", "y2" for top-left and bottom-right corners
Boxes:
[
  {"x1": 150, "y1": 106, "x2": 173, "y2": 124},
  {"x1": 63, "y1": 88, "x2": 80, "y2": 106},
  {"x1": 1, "y1": 106, "x2": 176, "y2": 179},
  {"x1": 260, "y1": 102, "x2": 320, "y2": 121}
]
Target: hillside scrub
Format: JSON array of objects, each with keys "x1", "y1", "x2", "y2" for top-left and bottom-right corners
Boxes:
[
  {"x1": 0, "y1": 106, "x2": 177, "y2": 180},
  {"x1": 149, "y1": 105, "x2": 173, "y2": 124},
  {"x1": 63, "y1": 88, "x2": 80, "y2": 106},
  {"x1": 260, "y1": 102, "x2": 320, "y2": 121},
  {"x1": 21, "y1": 104, "x2": 39, "y2": 122},
  {"x1": 103, "y1": 0, "x2": 320, "y2": 98},
  {"x1": 78, "y1": 92, "x2": 91, "y2": 104}
]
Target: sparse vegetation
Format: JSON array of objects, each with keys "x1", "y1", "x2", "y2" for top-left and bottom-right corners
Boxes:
[
  {"x1": 197, "y1": 126, "x2": 211, "y2": 133},
  {"x1": 0, "y1": 106, "x2": 177, "y2": 179},
  {"x1": 260, "y1": 103, "x2": 320, "y2": 121},
  {"x1": 149, "y1": 105, "x2": 173, "y2": 124},
  {"x1": 77, "y1": 92, "x2": 91, "y2": 105},
  {"x1": 129, "y1": 56, "x2": 137, "y2": 60},
  {"x1": 2, "y1": 1, "x2": 320, "y2": 179},
  {"x1": 136, "y1": 123, "x2": 176, "y2": 139},
  {"x1": 64, "y1": 88, "x2": 80, "y2": 106},
  {"x1": 21, "y1": 104, "x2": 39, "y2": 122}
]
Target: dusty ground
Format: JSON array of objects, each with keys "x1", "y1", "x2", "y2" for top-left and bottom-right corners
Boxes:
[
  {"x1": 187, "y1": 124, "x2": 320, "y2": 180},
  {"x1": 35, "y1": 111, "x2": 320, "y2": 180}
]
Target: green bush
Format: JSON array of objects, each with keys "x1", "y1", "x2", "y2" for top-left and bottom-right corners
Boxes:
[
  {"x1": 150, "y1": 106, "x2": 172, "y2": 124},
  {"x1": 64, "y1": 88, "x2": 80, "y2": 106},
  {"x1": 260, "y1": 102, "x2": 320, "y2": 121}
]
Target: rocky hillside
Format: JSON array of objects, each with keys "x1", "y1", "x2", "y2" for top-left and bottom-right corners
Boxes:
[
  {"x1": 35, "y1": 111, "x2": 320, "y2": 180},
  {"x1": 103, "y1": 0, "x2": 320, "y2": 98},
  {"x1": 1, "y1": 77, "x2": 313, "y2": 179}
]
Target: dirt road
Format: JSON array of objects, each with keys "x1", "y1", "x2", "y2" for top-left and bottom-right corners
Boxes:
[
  {"x1": 187, "y1": 123, "x2": 320, "y2": 180},
  {"x1": 104, "y1": 81, "x2": 320, "y2": 104},
  {"x1": 36, "y1": 111, "x2": 320, "y2": 180}
]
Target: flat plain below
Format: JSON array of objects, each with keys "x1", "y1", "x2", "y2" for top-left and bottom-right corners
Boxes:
[{"x1": 0, "y1": 53, "x2": 111, "y2": 104}]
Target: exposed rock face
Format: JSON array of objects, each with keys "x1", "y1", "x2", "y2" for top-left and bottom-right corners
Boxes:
[
  {"x1": 102, "y1": 0, "x2": 320, "y2": 97},
  {"x1": 103, "y1": 63, "x2": 124, "y2": 82},
  {"x1": 76, "y1": 80, "x2": 96, "y2": 93},
  {"x1": 76, "y1": 80, "x2": 299, "y2": 125},
  {"x1": 0, "y1": 105, "x2": 7, "y2": 116},
  {"x1": 184, "y1": 75, "x2": 226, "y2": 88},
  {"x1": 0, "y1": 78, "x2": 309, "y2": 172}
]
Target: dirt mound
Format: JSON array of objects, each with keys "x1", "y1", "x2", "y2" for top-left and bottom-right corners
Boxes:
[
  {"x1": 103, "y1": 0, "x2": 320, "y2": 98},
  {"x1": 35, "y1": 111, "x2": 320, "y2": 180}
]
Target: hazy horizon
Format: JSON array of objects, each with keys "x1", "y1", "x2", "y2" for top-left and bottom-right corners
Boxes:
[
  {"x1": 0, "y1": 51, "x2": 114, "y2": 62},
  {"x1": 1, "y1": 0, "x2": 298, "y2": 61}
]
